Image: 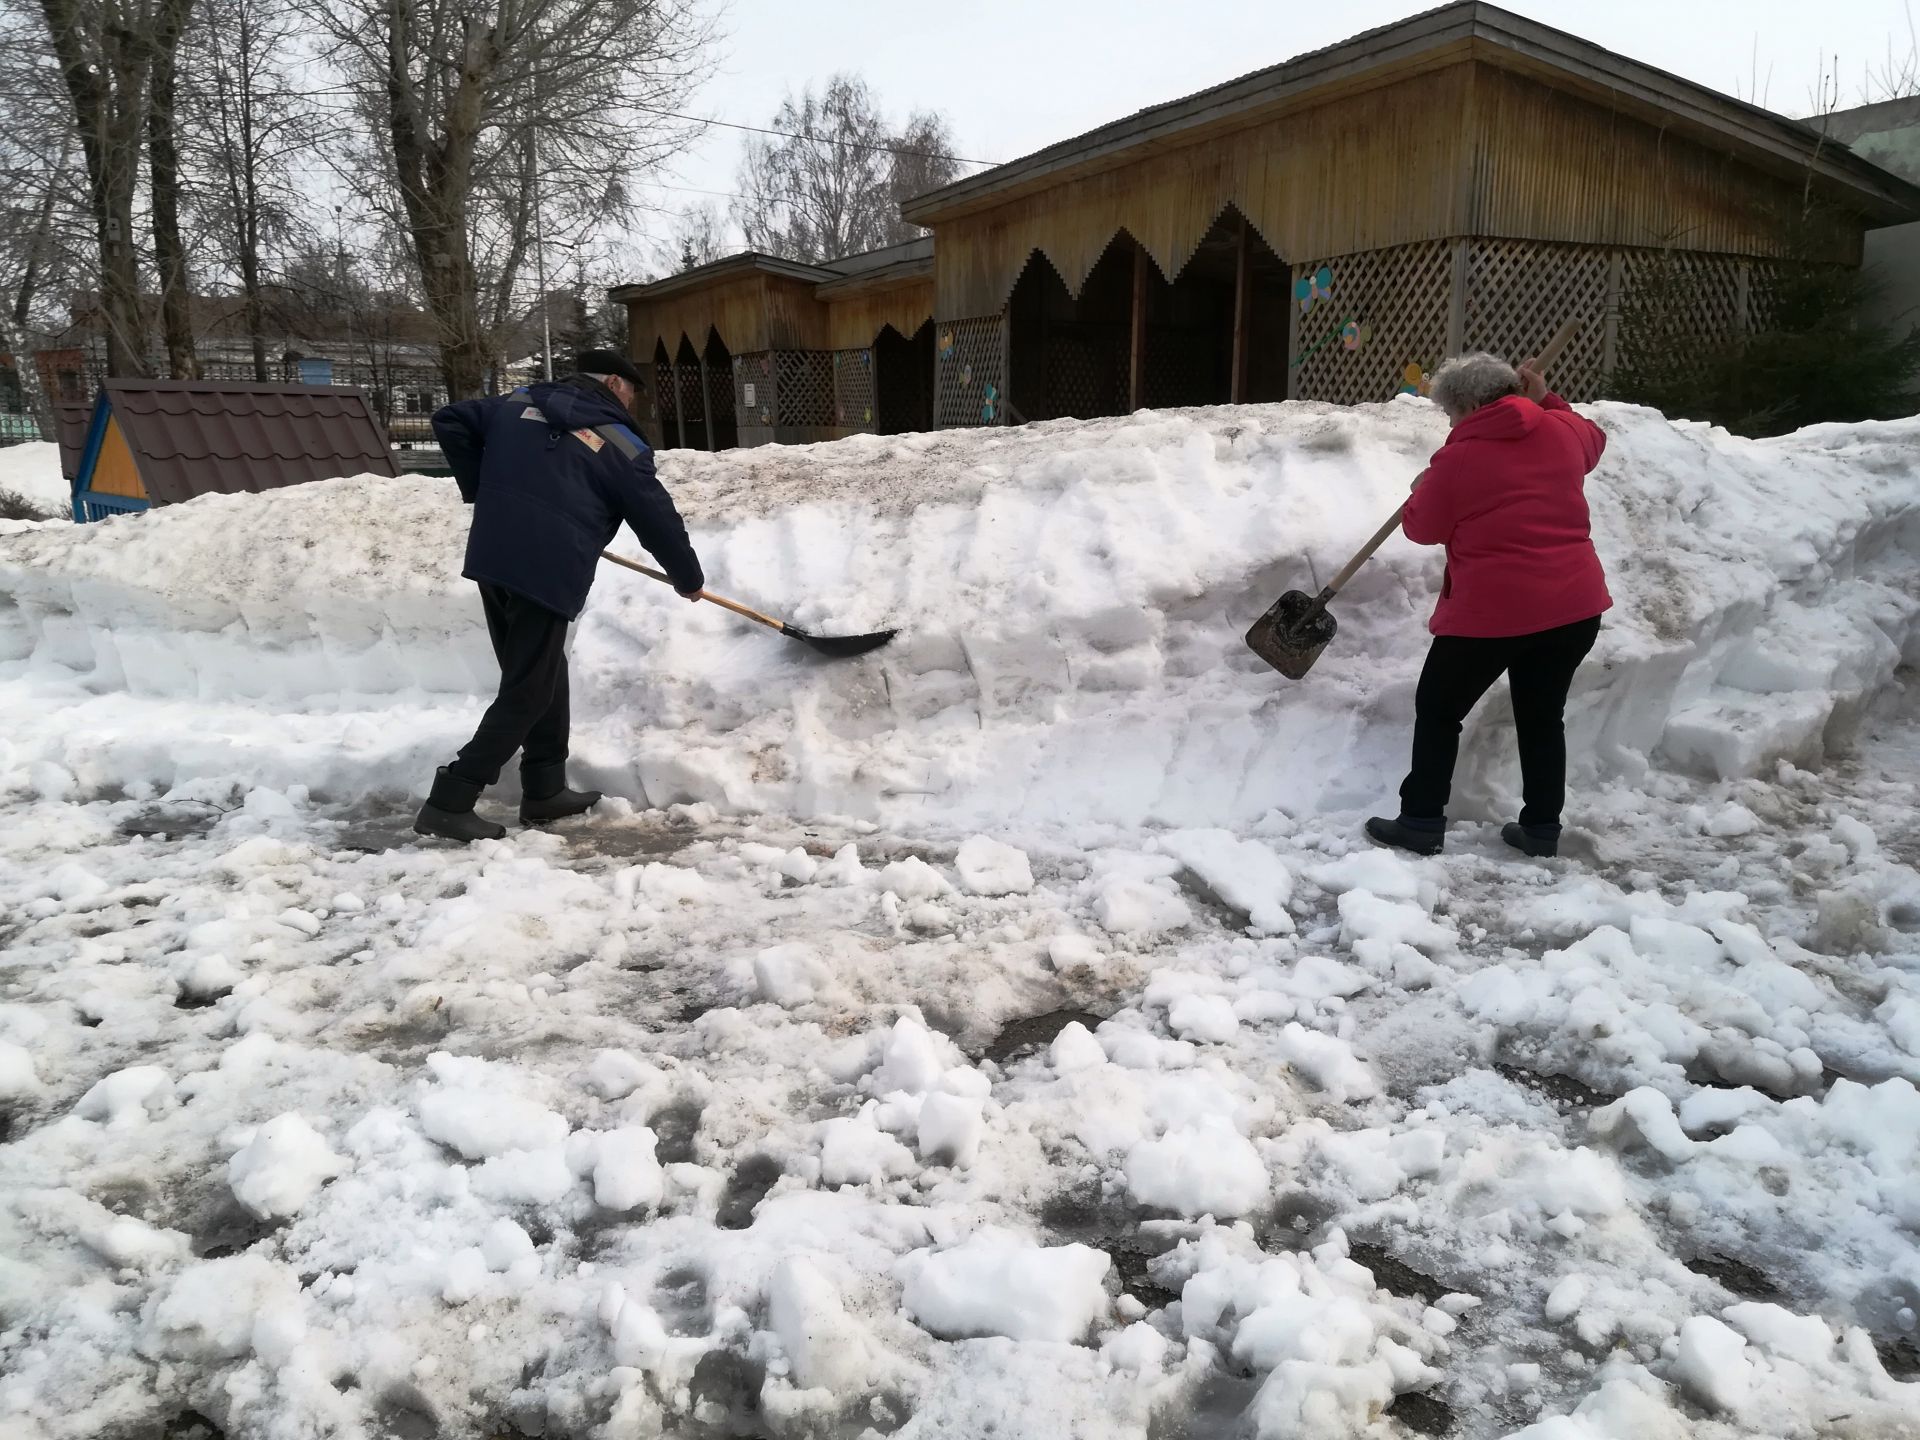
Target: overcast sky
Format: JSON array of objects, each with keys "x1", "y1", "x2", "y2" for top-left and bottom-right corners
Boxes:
[{"x1": 629, "y1": 0, "x2": 1919, "y2": 261}]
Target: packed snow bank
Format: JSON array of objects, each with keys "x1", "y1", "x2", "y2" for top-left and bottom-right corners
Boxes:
[
  {"x1": 2, "y1": 402, "x2": 1917, "y2": 830},
  {"x1": 0, "y1": 442, "x2": 66, "y2": 525}
]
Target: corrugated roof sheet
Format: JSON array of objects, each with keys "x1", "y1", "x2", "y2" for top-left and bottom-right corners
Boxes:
[{"x1": 62, "y1": 380, "x2": 399, "y2": 506}]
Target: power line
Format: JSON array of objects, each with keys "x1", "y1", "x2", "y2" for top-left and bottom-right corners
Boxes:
[{"x1": 634, "y1": 106, "x2": 994, "y2": 168}]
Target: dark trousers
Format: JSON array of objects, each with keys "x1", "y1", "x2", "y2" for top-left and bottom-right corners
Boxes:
[
  {"x1": 449, "y1": 584, "x2": 571, "y2": 790},
  {"x1": 1399, "y1": 616, "x2": 1601, "y2": 829}
]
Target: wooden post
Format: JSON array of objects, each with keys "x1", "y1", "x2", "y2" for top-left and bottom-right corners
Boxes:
[
  {"x1": 673, "y1": 363, "x2": 687, "y2": 450},
  {"x1": 1129, "y1": 241, "x2": 1147, "y2": 411},
  {"x1": 1445, "y1": 238, "x2": 1470, "y2": 358},
  {"x1": 1601, "y1": 250, "x2": 1625, "y2": 381},
  {"x1": 1231, "y1": 217, "x2": 1251, "y2": 403},
  {"x1": 698, "y1": 352, "x2": 715, "y2": 451}
]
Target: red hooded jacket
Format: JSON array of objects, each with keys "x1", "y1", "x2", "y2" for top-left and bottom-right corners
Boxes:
[{"x1": 1401, "y1": 393, "x2": 1611, "y2": 638}]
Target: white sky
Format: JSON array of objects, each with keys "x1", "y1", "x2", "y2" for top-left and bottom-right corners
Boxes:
[{"x1": 629, "y1": 0, "x2": 1920, "y2": 263}]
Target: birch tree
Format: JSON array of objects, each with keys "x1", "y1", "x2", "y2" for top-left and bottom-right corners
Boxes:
[{"x1": 302, "y1": 0, "x2": 712, "y2": 399}]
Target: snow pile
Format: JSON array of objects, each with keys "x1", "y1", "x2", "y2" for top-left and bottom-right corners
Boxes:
[
  {"x1": 4, "y1": 402, "x2": 1918, "y2": 831},
  {"x1": 0, "y1": 442, "x2": 66, "y2": 522}
]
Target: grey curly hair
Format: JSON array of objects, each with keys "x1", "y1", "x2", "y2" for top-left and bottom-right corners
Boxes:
[{"x1": 1428, "y1": 352, "x2": 1521, "y2": 423}]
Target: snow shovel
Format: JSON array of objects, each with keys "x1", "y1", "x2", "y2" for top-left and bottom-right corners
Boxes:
[
  {"x1": 599, "y1": 550, "x2": 897, "y2": 658},
  {"x1": 1244, "y1": 319, "x2": 1582, "y2": 679}
]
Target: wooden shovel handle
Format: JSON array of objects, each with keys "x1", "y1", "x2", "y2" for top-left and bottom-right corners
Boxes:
[
  {"x1": 599, "y1": 550, "x2": 788, "y2": 634},
  {"x1": 1325, "y1": 320, "x2": 1579, "y2": 602},
  {"x1": 1532, "y1": 318, "x2": 1580, "y2": 374},
  {"x1": 1325, "y1": 504, "x2": 1408, "y2": 597}
]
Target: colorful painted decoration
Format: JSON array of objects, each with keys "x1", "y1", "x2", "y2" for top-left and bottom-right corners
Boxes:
[
  {"x1": 961, "y1": 364, "x2": 972, "y2": 385},
  {"x1": 1397, "y1": 361, "x2": 1433, "y2": 397},
  {"x1": 1294, "y1": 266, "x2": 1333, "y2": 315},
  {"x1": 1340, "y1": 319, "x2": 1373, "y2": 352},
  {"x1": 938, "y1": 329, "x2": 955, "y2": 360}
]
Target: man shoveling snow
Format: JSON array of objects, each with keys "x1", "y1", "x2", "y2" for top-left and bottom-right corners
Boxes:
[{"x1": 416, "y1": 349, "x2": 705, "y2": 842}]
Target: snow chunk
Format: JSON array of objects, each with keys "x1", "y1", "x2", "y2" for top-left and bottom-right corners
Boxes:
[
  {"x1": 956, "y1": 835, "x2": 1035, "y2": 896},
  {"x1": 820, "y1": 1116, "x2": 915, "y2": 1186},
  {"x1": 1705, "y1": 803, "x2": 1759, "y2": 838},
  {"x1": 1674, "y1": 1315, "x2": 1753, "y2": 1413},
  {"x1": 592, "y1": 1128, "x2": 664, "y2": 1212},
  {"x1": 417, "y1": 1054, "x2": 567, "y2": 1159},
  {"x1": 1160, "y1": 829, "x2": 1295, "y2": 934},
  {"x1": 1102, "y1": 1321, "x2": 1171, "y2": 1375},
  {"x1": 75, "y1": 1065, "x2": 174, "y2": 1126},
  {"x1": 227, "y1": 1113, "x2": 348, "y2": 1219},
  {"x1": 0, "y1": 1041, "x2": 39, "y2": 1099},
  {"x1": 1048, "y1": 933, "x2": 1105, "y2": 970},
  {"x1": 878, "y1": 856, "x2": 950, "y2": 900},
  {"x1": 1050, "y1": 1022, "x2": 1108, "y2": 1072},
  {"x1": 1094, "y1": 877, "x2": 1192, "y2": 936},
  {"x1": 917, "y1": 1091, "x2": 985, "y2": 1167},
  {"x1": 1275, "y1": 1022, "x2": 1379, "y2": 1101},
  {"x1": 1125, "y1": 1117, "x2": 1269, "y2": 1217},
  {"x1": 898, "y1": 1232, "x2": 1111, "y2": 1342},
  {"x1": 768, "y1": 1257, "x2": 880, "y2": 1393},
  {"x1": 480, "y1": 1218, "x2": 535, "y2": 1272},
  {"x1": 754, "y1": 942, "x2": 829, "y2": 1007},
  {"x1": 1309, "y1": 848, "x2": 1425, "y2": 901},
  {"x1": 469, "y1": 1147, "x2": 576, "y2": 1205},
  {"x1": 587, "y1": 1048, "x2": 660, "y2": 1100},
  {"x1": 146, "y1": 1254, "x2": 300, "y2": 1360},
  {"x1": 1168, "y1": 993, "x2": 1240, "y2": 1044}
]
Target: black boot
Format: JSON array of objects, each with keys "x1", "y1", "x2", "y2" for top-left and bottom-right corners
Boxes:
[
  {"x1": 1502, "y1": 822, "x2": 1560, "y2": 858},
  {"x1": 519, "y1": 763, "x2": 601, "y2": 824},
  {"x1": 1365, "y1": 815, "x2": 1445, "y2": 856},
  {"x1": 414, "y1": 767, "x2": 507, "y2": 843}
]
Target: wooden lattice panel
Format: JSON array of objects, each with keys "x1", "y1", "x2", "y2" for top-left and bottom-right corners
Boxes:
[
  {"x1": 1622, "y1": 250, "x2": 1748, "y2": 340},
  {"x1": 1045, "y1": 323, "x2": 1125, "y2": 419},
  {"x1": 936, "y1": 315, "x2": 1006, "y2": 428},
  {"x1": 654, "y1": 358, "x2": 679, "y2": 432},
  {"x1": 833, "y1": 348, "x2": 876, "y2": 430},
  {"x1": 1293, "y1": 241, "x2": 1452, "y2": 404},
  {"x1": 1144, "y1": 328, "x2": 1219, "y2": 409},
  {"x1": 776, "y1": 351, "x2": 836, "y2": 428},
  {"x1": 735, "y1": 352, "x2": 775, "y2": 428},
  {"x1": 1464, "y1": 239, "x2": 1613, "y2": 401},
  {"x1": 674, "y1": 363, "x2": 705, "y2": 440}
]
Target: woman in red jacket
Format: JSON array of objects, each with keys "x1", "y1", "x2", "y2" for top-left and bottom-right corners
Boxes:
[{"x1": 1366, "y1": 352, "x2": 1610, "y2": 859}]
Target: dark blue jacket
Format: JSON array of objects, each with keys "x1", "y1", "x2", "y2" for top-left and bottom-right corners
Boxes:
[{"x1": 432, "y1": 377, "x2": 704, "y2": 619}]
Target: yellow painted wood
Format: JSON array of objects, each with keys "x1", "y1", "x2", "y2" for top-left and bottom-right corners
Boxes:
[{"x1": 88, "y1": 414, "x2": 146, "y2": 499}]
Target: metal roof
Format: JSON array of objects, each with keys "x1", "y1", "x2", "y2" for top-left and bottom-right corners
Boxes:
[
  {"x1": 901, "y1": 1, "x2": 1920, "y2": 225},
  {"x1": 609, "y1": 237, "x2": 936, "y2": 303},
  {"x1": 62, "y1": 380, "x2": 399, "y2": 505}
]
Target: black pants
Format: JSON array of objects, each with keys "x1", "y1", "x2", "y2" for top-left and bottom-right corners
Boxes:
[
  {"x1": 449, "y1": 584, "x2": 571, "y2": 790},
  {"x1": 1399, "y1": 616, "x2": 1601, "y2": 829}
]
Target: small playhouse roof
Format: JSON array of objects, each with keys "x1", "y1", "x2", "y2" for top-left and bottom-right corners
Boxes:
[{"x1": 60, "y1": 380, "x2": 399, "y2": 504}]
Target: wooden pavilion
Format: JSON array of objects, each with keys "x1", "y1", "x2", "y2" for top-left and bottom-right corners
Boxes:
[{"x1": 615, "y1": 2, "x2": 1920, "y2": 451}]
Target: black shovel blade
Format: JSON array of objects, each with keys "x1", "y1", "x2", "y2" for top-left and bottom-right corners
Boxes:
[
  {"x1": 781, "y1": 624, "x2": 898, "y2": 659},
  {"x1": 1245, "y1": 588, "x2": 1339, "y2": 679}
]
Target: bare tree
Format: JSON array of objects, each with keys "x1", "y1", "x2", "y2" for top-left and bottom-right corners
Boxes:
[
  {"x1": 733, "y1": 74, "x2": 960, "y2": 264},
  {"x1": 655, "y1": 202, "x2": 728, "y2": 271},
  {"x1": 149, "y1": 0, "x2": 199, "y2": 377},
  {"x1": 179, "y1": 0, "x2": 319, "y2": 380},
  {"x1": 301, "y1": 0, "x2": 714, "y2": 399},
  {"x1": 32, "y1": 0, "x2": 157, "y2": 375}
]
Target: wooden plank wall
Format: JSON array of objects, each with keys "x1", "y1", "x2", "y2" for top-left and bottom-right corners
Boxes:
[
  {"x1": 1467, "y1": 67, "x2": 1862, "y2": 263},
  {"x1": 628, "y1": 273, "x2": 784, "y2": 358},
  {"x1": 931, "y1": 57, "x2": 1869, "y2": 319},
  {"x1": 763, "y1": 275, "x2": 834, "y2": 351},
  {"x1": 825, "y1": 279, "x2": 936, "y2": 350},
  {"x1": 932, "y1": 65, "x2": 1475, "y2": 318}
]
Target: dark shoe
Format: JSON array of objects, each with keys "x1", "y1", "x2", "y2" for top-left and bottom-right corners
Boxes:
[
  {"x1": 518, "y1": 761, "x2": 601, "y2": 824},
  {"x1": 1365, "y1": 815, "x2": 1445, "y2": 856},
  {"x1": 414, "y1": 767, "x2": 507, "y2": 843},
  {"x1": 1501, "y1": 822, "x2": 1559, "y2": 858},
  {"x1": 520, "y1": 786, "x2": 602, "y2": 824}
]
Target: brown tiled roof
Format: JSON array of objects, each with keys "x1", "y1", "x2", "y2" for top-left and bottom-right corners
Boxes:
[{"x1": 62, "y1": 380, "x2": 400, "y2": 505}]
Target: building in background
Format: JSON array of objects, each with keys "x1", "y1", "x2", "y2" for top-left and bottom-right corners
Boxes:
[
  {"x1": 615, "y1": 2, "x2": 1920, "y2": 452},
  {"x1": 1818, "y1": 96, "x2": 1920, "y2": 339}
]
